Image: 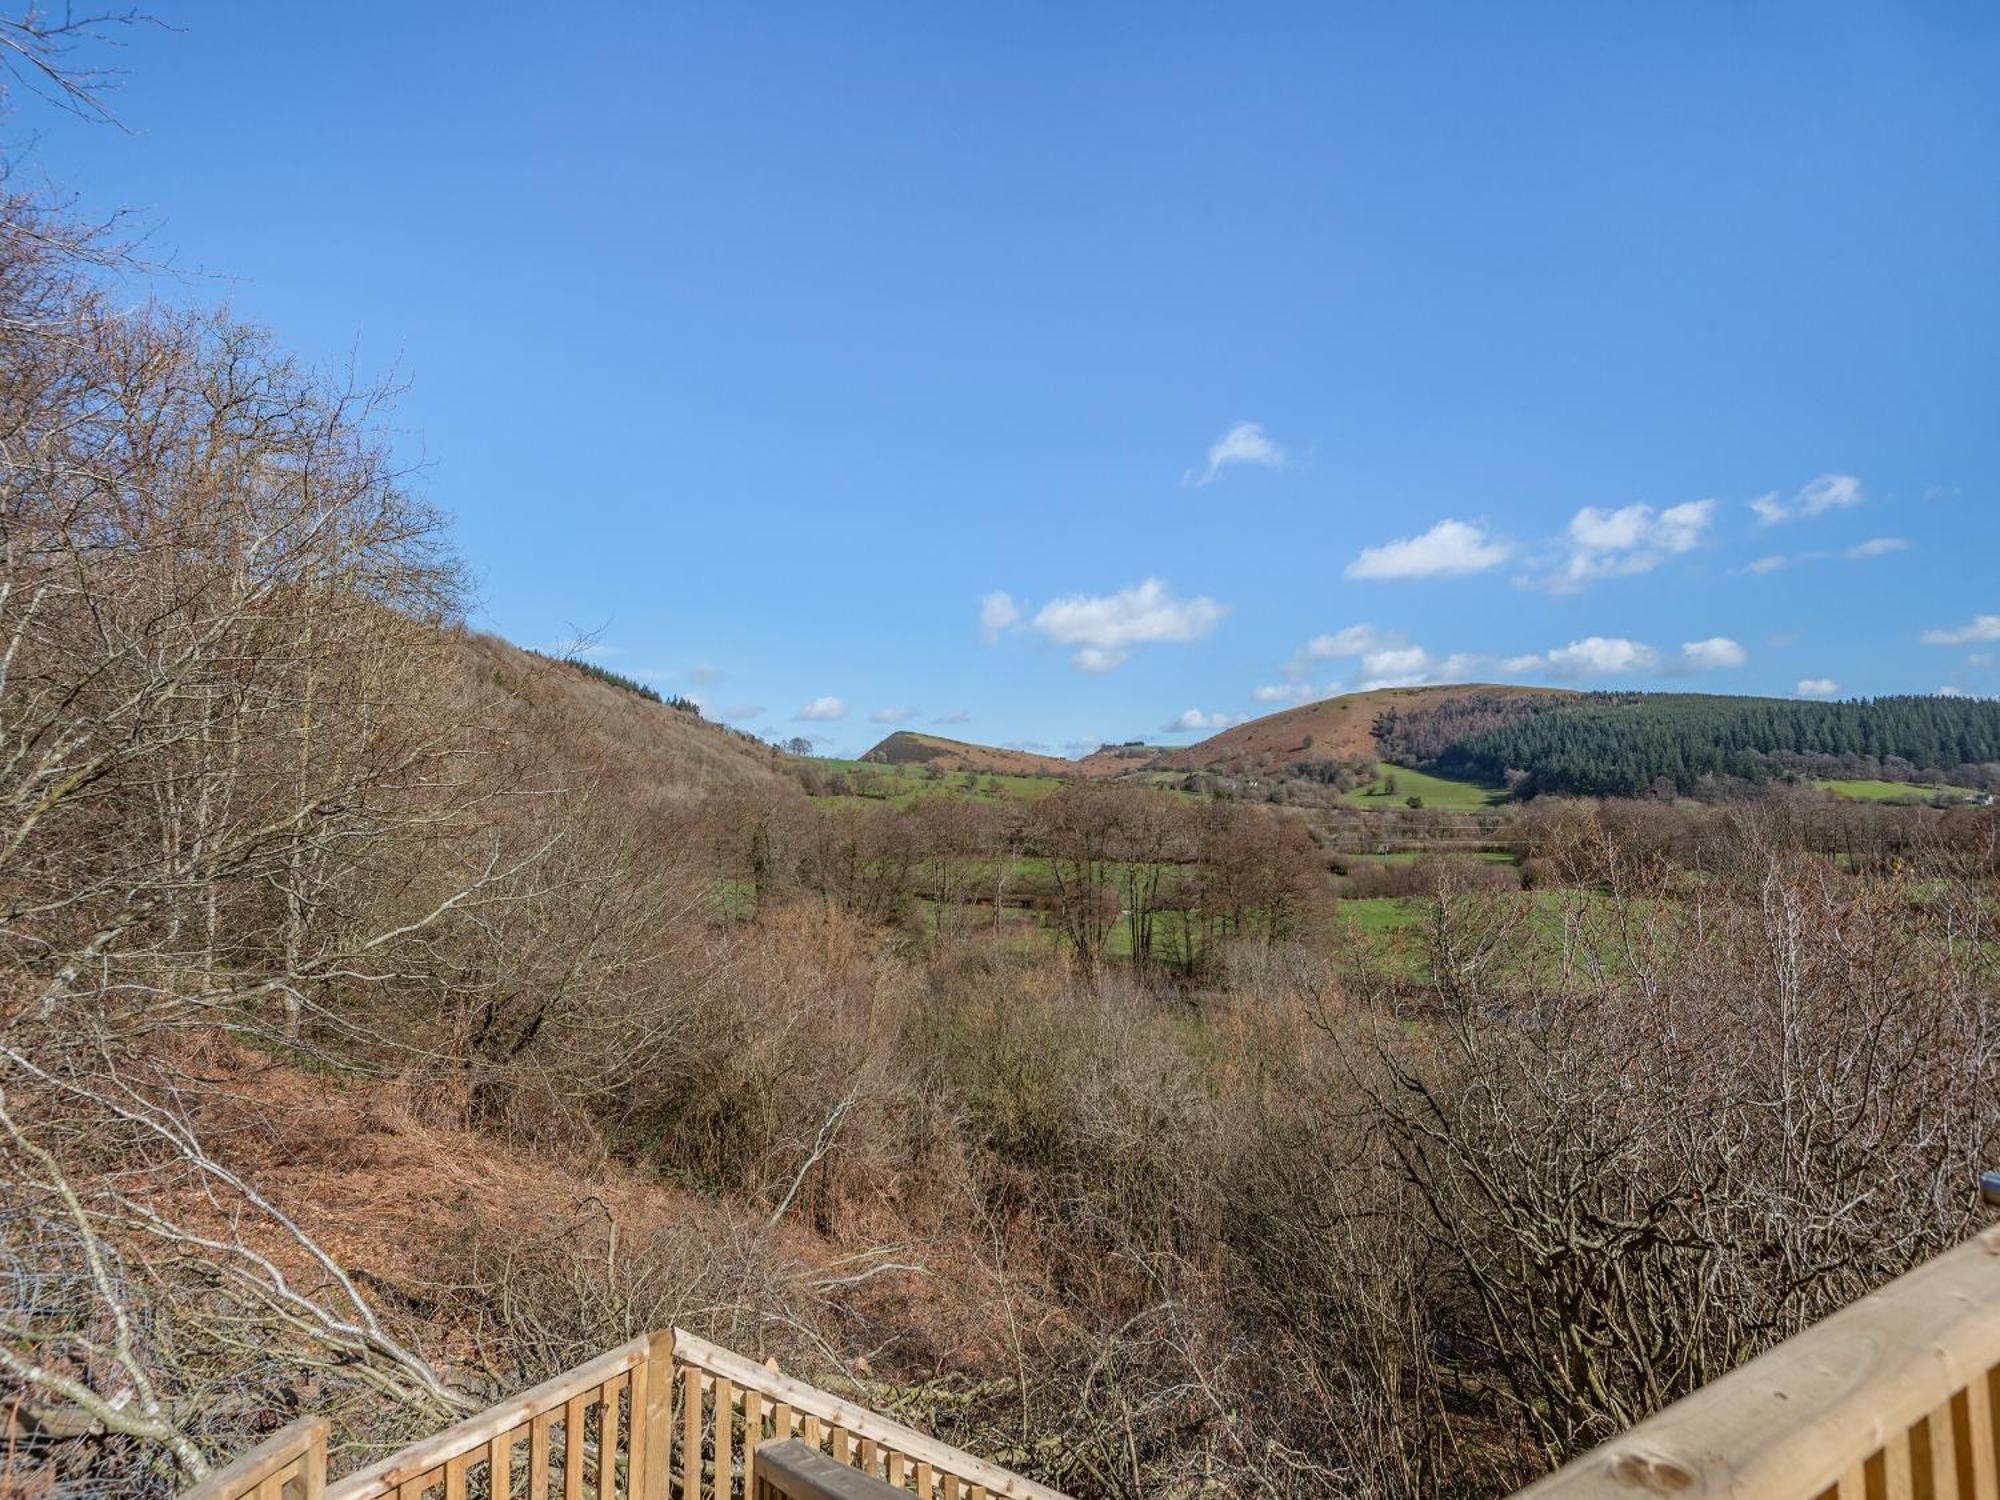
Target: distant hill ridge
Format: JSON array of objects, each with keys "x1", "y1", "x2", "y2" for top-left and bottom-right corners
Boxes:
[
  {"x1": 856, "y1": 683, "x2": 2000, "y2": 797},
  {"x1": 858, "y1": 684, "x2": 1569, "y2": 779}
]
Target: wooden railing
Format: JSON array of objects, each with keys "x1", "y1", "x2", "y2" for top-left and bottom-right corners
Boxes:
[
  {"x1": 670, "y1": 1329, "x2": 1064, "y2": 1500},
  {"x1": 1508, "y1": 1223, "x2": 2000, "y2": 1500},
  {"x1": 186, "y1": 1221, "x2": 2000, "y2": 1500},
  {"x1": 183, "y1": 1419, "x2": 326, "y2": 1500},
  {"x1": 752, "y1": 1439, "x2": 908, "y2": 1499},
  {"x1": 181, "y1": 1329, "x2": 1067, "y2": 1500}
]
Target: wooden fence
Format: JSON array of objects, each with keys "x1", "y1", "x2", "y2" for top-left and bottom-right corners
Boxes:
[
  {"x1": 1510, "y1": 1223, "x2": 2000, "y2": 1500},
  {"x1": 181, "y1": 1328, "x2": 1067, "y2": 1500},
  {"x1": 180, "y1": 1225, "x2": 2000, "y2": 1500}
]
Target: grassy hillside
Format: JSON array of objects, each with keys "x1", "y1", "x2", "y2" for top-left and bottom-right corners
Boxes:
[
  {"x1": 459, "y1": 633, "x2": 796, "y2": 801},
  {"x1": 861, "y1": 729, "x2": 1078, "y2": 778},
  {"x1": 1163, "y1": 683, "x2": 1574, "y2": 774},
  {"x1": 1341, "y1": 762, "x2": 1508, "y2": 810},
  {"x1": 1813, "y1": 777, "x2": 1984, "y2": 802},
  {"x1": 807, "y1": 757, "x2": 1065, "y2": 803}
]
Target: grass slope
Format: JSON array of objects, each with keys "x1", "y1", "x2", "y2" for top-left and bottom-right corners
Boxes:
[
  {"x1": 1341, "y1": 762, "x2": 1507, "y2": 809},
  {"x1": 1812, "y1": 778, "x2": 1982, "y2": 803}
]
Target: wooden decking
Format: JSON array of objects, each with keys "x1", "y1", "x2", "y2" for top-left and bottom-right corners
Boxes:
[{"x1": 183, "y1": 1225, "x2": 2000, "y2": 1500}]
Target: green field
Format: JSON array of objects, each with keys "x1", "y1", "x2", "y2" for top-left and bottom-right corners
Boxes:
[
  {"x1": 808, "y1": 758, "x2": 1065, "y2": 805},
  {"x1": 1341, "y1": 763, "x2": 1508, "y2": 810},
  {"x1": 1336, "y1": 896, "x2": 1428, "y2": 933},
  {"x1": 1811, "y1": 778, "x2": 1981, "y2": 803}
]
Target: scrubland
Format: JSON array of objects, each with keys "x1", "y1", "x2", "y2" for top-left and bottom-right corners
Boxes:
[{"x1": 1, "y1": 58, "x2": 1996, "y2": 1500}]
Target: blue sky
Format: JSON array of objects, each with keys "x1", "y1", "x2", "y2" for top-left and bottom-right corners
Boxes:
[{"x1": 30, "y1": 2, "x2": 2000, "y2": 756}]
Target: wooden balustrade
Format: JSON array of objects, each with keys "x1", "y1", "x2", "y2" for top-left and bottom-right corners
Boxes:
[
  {"x1": 177, "y1": 1329, "x2": 1065, "y2": 1500},
  {"x1": 324, "y1": 1334, "x2": 658, "y2": 1500},
  {"x1": 183, "y1": 1221, "x2": 2000, "y2": 1500},
  {"x1": 666, "y1": 1329, "x2": 1066, "y2": 1500},
  {"x1": 1507, "y1": 1223, "x2": 2000, "y2": 1500}
]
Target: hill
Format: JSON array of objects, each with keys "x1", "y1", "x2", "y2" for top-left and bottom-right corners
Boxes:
[
  {"x1": 459, "y1": 633, "x2": 797, "y2": 802},
  {"x1": 1420, "y1": 691, "x2": 2000, "y2": 797},
  {"x1": 1165, "y1": 683, "x2": 1575, "y2": 775},
  {"x1": 1071, "y1": 741, "x2": 1175, "y2": 778},
  {"x1": 860, "y1": 729, "x2": 1079, "y2": 778}
]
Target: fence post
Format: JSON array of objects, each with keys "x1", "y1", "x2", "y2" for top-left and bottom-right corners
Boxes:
[
  {"x1": 178, "y1": 1418, "x2": 326, "y2": 1500},
  {"x1": 640, "y1": 1329, "x2": 677, "y2": 1500}
]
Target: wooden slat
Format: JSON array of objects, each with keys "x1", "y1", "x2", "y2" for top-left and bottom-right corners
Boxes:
[
  {"x1": 532, "y1": 1411, "x2": 553, "y2": 1500},
  {"x1": 1833, "y1": 1464, "x2": 1865, "y2": 1500},
  {"x1": 858, "y1": 1440, "x2": 878, "y2": 1479},
  {"x1": 1967, "y1": 1371, "x2": 1999, "y2": 1500},
  {"x1": 774, "y1": 1403, "x2": 794, "y2": 1442},
  {"x1": 682, "y1": 1365, "x2": 703, "y2": 1500},
  {"x1": 599, "y1": 1379, "x2": 622, "y2": 1500},
  {"x1": 742, "y1": 1391, "x2": 763, "y2": 1498},
  {"x1": 1933, "y1": 1402, "x2": 1965, "y2": 1500},
  {"x1": 887, "y1": 1454, "x2": 905, "y2": 1488},
  {"x1": 712, "y1": 1377, "x2": 733, "y2": 1500},
  {"x1": 1509, "y1": 1228, "x2": 2000, "y2": 1500},
  {"x1": 640, "y1": 1332, "x2": 674, "y2": 1500},
  {"x1": 943, "y1": 1477, "x2": 961, "y2": 1500},
  {"x1": 491, "y1": 1431, "x2": 515, "y2": 1500},
  {"x1": 565, "y1": 1394, "x2": 587, "y2": 1500},
  {"x1": 443, "y1": 1454, "x2": 469, "y2": 1500},
  {"x1": 915, "y1": 1461, "x2": 934, "y2": 1499},
  {"x1": 1883, "y1": 1430, "x2": 1916, "y2": 1500},
  {"x1": 833, "y1": 1428, "x2": 851, "y2": 1466}
]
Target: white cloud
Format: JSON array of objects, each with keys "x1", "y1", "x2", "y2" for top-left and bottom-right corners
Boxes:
[
  {"x1": 1796, "y1": 678, "x2": 1840, "y2": 698},
  {"x1": 979, "y1": 591, "x2": 1021, "y2": 642},
  {"x1": 1274, "y1": 625, "x2": 1742, "y2": 693},
  {"x1": 1187, "y1": 421, "x2": 1284, "y2": 485},
  {"x1": 1284, "y1": 626, "x2": 1495, "y2": 691},
  {"x1": 1345, "y1": 519, "x2": 1511, "y2": 581},
  {"x1": 1299, "y1": 624, "x2": 1404, "y2": 661},
  {"x1": 1162, "y1": 708, "x2": 1243, "y2": 734},
  {"x1": 932, "y1": 709, "x2": 971, "y2": 725},
  {"x1": 1555, "y1": 500, "x2": 1714, "y2": 588},
  {"x1": 1971, "y1": 654, "x2": 1995, "y2": 669},
  {"x1": 1541, "y1": 636, "x2": 1746, "y2": 680},
  {"x1": 1847, "y1": 537, "x2": 1908, "y2": 559},
  {"x1": 1676, "y1": 637, "x2": 1748, "y2": 672},
  {"x1": 1753, "y1": 473, "x2": 1864, "y2": 525},
  {"x1": 1937, "y1": 686, "x2": 1967, "y2": 698},
  {"x1": 1253, "y1": 682, "x2": 1316, "y2": 704},
  {"x1": 719, "y1": 703, "x2": 765, "y2": 721},
  {"x1": 1030, "y1": 578, "x2": 1226, "y2": 672},
  {"x1": 1745, "y1": 554, "x2": 1787, "y2": 575},
  {"x1": 794, "y1": 696, "x2": 848, "y2": 722},
  {"x1": 1545, "y1": 636, "x2": 1661, "y2": 679},
  {"x1": 1921, "y1": 614, "x2": 2000, "y2": 646},
  {"x1": 869, "y1": 706, "x2": 915, "y2": 724},
  {"x1": 1800, "y1": 473, "x2": 1864, "y2": 515}
]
